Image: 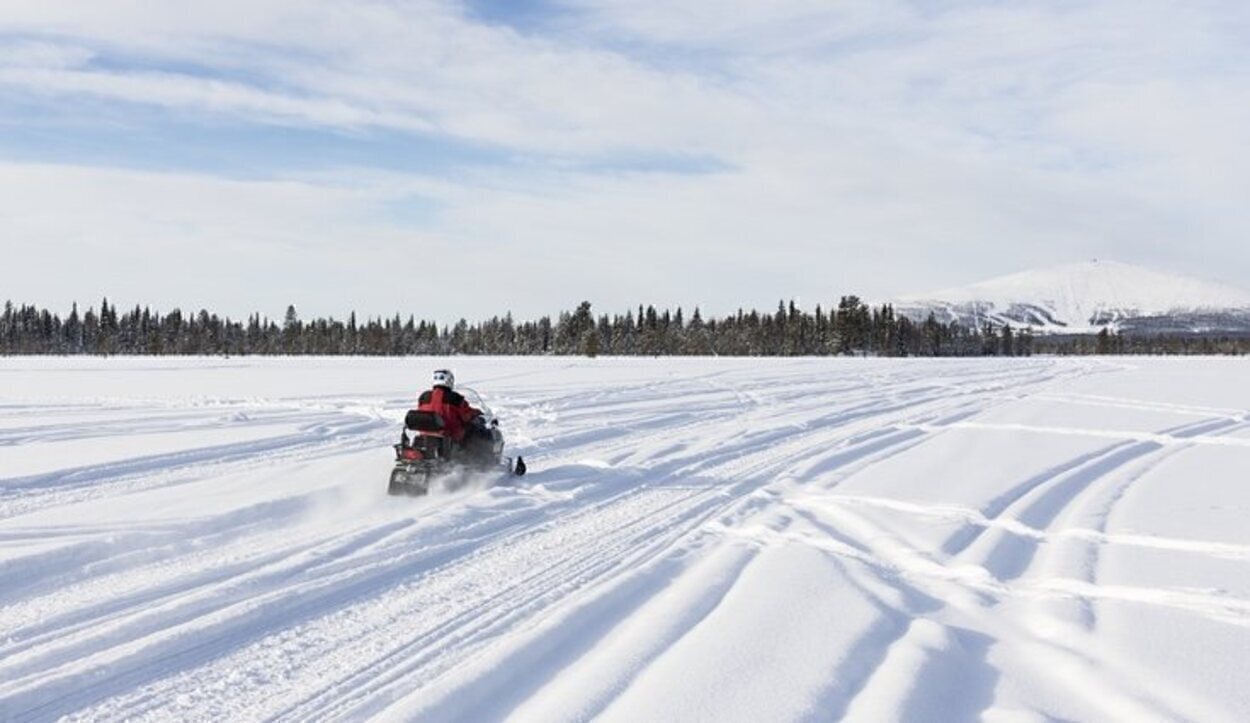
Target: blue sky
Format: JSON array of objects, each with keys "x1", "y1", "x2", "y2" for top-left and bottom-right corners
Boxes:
[{"x1": 2, "y1": 0, "x2": 1248, "y2": 322}]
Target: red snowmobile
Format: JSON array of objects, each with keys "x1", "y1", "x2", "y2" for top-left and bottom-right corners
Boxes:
[{"x1": 388, "y1": 386, "x2": 525, "y2": 495}]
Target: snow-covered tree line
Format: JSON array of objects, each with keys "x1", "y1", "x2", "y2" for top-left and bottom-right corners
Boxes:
[
  {"x1": 1032, "y1": 327, "x2": 1250, "y2": 355},
  {"x1": 1, "y1": 297, "x2": 1033, "y2": 357},
  {"x1": 32, "y1": 295, "x2": 1249, "y2": 357}
]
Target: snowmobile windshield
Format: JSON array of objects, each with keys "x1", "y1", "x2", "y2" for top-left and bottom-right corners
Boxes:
[{"x1": 458, "y1": 387, "x2": 493, "y2": 419}]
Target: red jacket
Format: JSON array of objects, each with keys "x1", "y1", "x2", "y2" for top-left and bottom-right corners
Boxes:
[{"x1": 417, "y1": 386, "x2": 479, "y2": 441}]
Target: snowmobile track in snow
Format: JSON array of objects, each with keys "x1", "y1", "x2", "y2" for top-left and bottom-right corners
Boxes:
[{"x1": 1, "y1": 357, "x2": 1247, "y2": 722}]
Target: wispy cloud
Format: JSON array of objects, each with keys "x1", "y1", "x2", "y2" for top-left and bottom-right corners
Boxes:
[{"x1": 1, "y1": 1, "x2": 1248, "y2": 319}]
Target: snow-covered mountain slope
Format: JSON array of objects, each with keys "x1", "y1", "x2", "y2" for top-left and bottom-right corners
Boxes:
[
  {"x1": 2, "y1": 356, "x2": 1250, "y2": 721},
  {"x1": 895, "y1": 260, "x2": 1250, "y2": 333}
]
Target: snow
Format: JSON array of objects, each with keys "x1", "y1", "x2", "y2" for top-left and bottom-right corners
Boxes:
[
  {"x1": 1, "y1": 355, "x2": 1249, "y2": 722},
  {"x1": 895, "y1": 260, "x2": 1250, "y2": 333}
]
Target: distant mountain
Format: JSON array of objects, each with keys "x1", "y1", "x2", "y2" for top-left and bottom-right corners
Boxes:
[{"x1": 894, "y1": 260, "x2": 1250, "y2": 334}]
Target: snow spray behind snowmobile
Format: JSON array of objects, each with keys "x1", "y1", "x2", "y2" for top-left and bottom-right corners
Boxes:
[{"x1": 388, "y1": 387, "x2": 525, "y2": 495}]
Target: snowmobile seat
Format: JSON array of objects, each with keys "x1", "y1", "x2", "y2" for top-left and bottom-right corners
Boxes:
[{"x1": 405, "y1": 410, "x2": 446, "y2": 433}]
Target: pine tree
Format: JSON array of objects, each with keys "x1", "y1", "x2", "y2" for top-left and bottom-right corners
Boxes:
[
  {"x1": 1096, "y1": 327, "x2": 1113, "y2": 355},
  {"x1": 581, "y1": 328, "x2": 600, "y2": 358},
  {"x1": 283, "y1": 305, "x2": 300, "y2": 354}
]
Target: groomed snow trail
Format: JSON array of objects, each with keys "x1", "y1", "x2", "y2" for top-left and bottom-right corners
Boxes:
[{"x1": 1, "y1": 357, "x2": 1248, "y2": 721}]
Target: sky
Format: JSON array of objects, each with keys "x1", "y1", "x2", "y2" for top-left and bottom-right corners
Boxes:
[{"x1": 2, "y1": 0, "x2": 1248, "y2": 323}]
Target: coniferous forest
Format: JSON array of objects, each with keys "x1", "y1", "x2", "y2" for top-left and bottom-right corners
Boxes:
[{"x1": 2, "y1": 298, "x2": 1247, "y2": 357}]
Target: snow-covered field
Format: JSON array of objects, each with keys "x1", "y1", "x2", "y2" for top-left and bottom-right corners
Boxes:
[{"x1": 2, "y1": 356, "x2": 1248, "y2": 722}]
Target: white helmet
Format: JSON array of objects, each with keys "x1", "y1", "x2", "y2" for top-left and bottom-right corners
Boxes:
[{"x1": 432, "y1": 368, "x2": 455, "y2": 389}]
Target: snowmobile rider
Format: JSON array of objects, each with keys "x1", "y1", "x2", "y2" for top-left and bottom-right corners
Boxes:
[{"x1": 416, "y1": 369, "x2": 483, "y2": 446}]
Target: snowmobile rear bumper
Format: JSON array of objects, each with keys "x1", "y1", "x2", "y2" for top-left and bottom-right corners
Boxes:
[{"x1": 388, "y1": 463, "x2": 433, "y2": 495}]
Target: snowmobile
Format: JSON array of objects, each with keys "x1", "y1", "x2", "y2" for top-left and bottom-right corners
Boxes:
[{"x1": 388, "y1": 387, "x2": 525, "y2": 496}]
